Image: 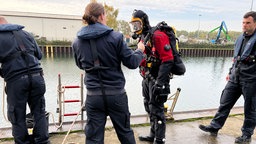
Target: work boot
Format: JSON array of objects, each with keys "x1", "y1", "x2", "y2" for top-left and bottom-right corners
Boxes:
[
  {"x1": 199, "y1": 124, "x2": 219, "y2": 136},
  {"x1": 138, "y1": 135, "x2": 154, "y2": 142},
  {"x1": 235, "y1": 135, "x2": 251, "y2": 143}
]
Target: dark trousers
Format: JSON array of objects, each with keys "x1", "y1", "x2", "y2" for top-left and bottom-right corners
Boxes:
[
  {"x1": 6, "y1": 74, "x2": 49, "y2": 144},
  {"x1": 211, "y1": 81, "x2": 256, "y2": 136},
  {"x1": 85, "y1": 92, "x2": 136, "y2": 144},
  {"x1": 142, "y1": 79, "x2": 166, "y2": 142}
]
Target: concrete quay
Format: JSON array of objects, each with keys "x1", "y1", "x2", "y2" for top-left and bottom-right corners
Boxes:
[{"x1": 1, "y1": 106, "x2": 255, "y2": 144}]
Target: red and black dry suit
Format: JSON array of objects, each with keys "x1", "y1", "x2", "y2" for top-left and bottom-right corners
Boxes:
[{"x1": 140, "y1": 29, "x2": 174, "y2": 143}]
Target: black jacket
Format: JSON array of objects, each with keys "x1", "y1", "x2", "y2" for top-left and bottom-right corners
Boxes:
[
  {"x1": 72, "y1": 23, "x2": 143, "y2": 90},
  {"x1": 0, "y1": 24, "x2": 42, "y2": 81}
]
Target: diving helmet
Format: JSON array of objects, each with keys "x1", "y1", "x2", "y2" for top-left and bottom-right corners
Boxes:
[{"x1": 130, "y1": 9, "x2": 151, "y2": 39}]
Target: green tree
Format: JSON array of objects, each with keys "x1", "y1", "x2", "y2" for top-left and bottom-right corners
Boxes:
[
  {"x1": 89, "y1": 0, "x2": 119, "y2": 30},
  {"x1": 117, "y1": 20, "x2": 131, "y2": 36},
  {"x1": 104, "y1": 3, "x2": 119, "y2": 29}
]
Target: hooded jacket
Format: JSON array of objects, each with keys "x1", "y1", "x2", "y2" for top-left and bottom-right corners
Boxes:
[
  {"x1": 72, "y1": 23, "x2": 143, "y2": 91},
  {"x1": 0, "y1": 24, "x2": 42, "y2": 81}
]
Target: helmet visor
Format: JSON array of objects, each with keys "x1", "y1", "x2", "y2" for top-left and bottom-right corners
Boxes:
[{"x1": 129, "y1": 21, "x2": 143, "y2": 33}]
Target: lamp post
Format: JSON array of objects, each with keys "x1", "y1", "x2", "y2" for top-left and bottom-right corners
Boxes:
[
  {"x1": 197, "y1": 14, "x2": 202, "y2": 39},
  {"x1": 251, "y1": 0, "x2": 254, "y2": 11}
]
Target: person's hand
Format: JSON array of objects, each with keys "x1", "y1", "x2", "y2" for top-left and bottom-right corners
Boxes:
[
  {"x1": 137, "y1": 41, "x2": 145, "y2": 52},
  {"x1": 226, "y1": 74, "x2": 230, "y2": 81}
]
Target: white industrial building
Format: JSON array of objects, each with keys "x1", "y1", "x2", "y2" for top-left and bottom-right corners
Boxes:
[{"x1": 0, "y1": 11, "x2": 83, "y2": 41}]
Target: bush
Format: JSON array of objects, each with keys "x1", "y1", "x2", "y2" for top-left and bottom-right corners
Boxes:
[
  {"x1": 36, "y1": 39, "x2": 72, "y2": 46},
  {"x1": 179, "y1": 42, "x2": 234, "y2": 49}
]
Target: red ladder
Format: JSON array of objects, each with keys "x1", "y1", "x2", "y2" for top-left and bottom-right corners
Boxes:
[{"x1": 56, "y1": 74, "x2": 84, "y2": 126}]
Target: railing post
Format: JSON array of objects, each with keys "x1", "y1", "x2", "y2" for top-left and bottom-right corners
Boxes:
[
  {"x1": 81, "y1": 73, "x2": 84, "y2": 121},
  {"x1": 58, "y1": 74, "x2": 63, "y2": 125}
]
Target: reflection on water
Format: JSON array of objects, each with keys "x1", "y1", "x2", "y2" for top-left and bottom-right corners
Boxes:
[
  {"x1": 171, "y1": 57, "x2": 243, "y2": 112},
  {"x1": 0, "y1": 54, "x2": 244, "y2": 127}
]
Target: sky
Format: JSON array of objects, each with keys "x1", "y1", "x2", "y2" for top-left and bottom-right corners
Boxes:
[{"x1": 0, "y1": 0, "x2": 255, "y2": 32}]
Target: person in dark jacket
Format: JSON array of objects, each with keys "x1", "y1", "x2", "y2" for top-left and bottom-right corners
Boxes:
[
  {"x1": 0, "y1": 16, "x2": 49, "y2": 143},
  {"x1": 199, "y1": 11, "x2": 256, "y2": 144},
  {"x1": 129, "y1": 10, "x2": 174, "y2": 144},
  {"x1": 72, "y1": 2, "x2": 145, "y2": 144}
]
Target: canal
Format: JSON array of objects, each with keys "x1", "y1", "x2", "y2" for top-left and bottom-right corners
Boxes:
[{"x1": 0, "y1": 54, "x2": 244, "y2": 127}]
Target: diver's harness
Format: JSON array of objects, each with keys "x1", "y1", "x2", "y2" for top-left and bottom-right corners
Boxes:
[
  {"x1": 140, "y1": 46, "x2": 161, "y2": 82},
  {"x1": 139, "y1": 24, "x2": 160, "y2": 81},
  {"x1": 140, "y1": 21, "x2": 176, "y2": 81}
]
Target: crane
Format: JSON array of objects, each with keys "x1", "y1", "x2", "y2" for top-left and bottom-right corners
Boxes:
[{"x1": 208, "y1": 21, "x2": 231, "y2": 44}]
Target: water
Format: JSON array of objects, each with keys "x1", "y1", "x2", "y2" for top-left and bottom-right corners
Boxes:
[{"x1": 0, "y1": 54, "x2": 244, "y2": 127}]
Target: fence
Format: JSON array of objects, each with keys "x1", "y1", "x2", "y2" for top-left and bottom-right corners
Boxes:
[{"x1": 39, "y1": 45, "x2": 234, "y2": 57}]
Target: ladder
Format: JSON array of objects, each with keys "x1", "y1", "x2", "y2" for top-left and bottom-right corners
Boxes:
[
  {"x1": 165, "y1": 88, "x2": 181, "y2": 120},
  {"x1": 56, "y1": 74, "x2": 84, "y2": 126}
]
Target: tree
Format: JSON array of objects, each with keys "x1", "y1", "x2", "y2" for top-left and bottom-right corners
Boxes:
[
  {"x1": 117, "y1": 20, "x2": 131, "y2": 36},
  {"x1": 88, "y1": 1, "x2": 130, "y2": 34},
  {"x1": 89, "y1": 1, "x2": 119, "y2": 29},
  {"x1": 104, "y1": 3, "x2": 119, "y2": 29}
]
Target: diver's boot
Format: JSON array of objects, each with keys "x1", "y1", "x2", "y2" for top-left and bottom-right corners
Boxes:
[
  {"x1": 153, "y1": 138, "x2": 165, "y2": 144},
  {"x1": 235, "y1": 135, "x2": 251, "y2": 143},
  {"x1": 139, "y1": 120, "x2": 155, "y2": 142},
  {"x1": 138, "y1": 135, "x2": 154, "y2": 142}
]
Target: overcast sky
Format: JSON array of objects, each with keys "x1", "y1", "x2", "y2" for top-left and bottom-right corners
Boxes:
[{"x1": 0, "y1": 0, "x2": 255, "y2": 32}]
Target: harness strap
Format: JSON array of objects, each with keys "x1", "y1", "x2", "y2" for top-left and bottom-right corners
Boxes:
[
  {"x1": 89, "y1": 39, "x2": 100, "y2": 68},
  {"x1": 85, "y1": 40, "x2": 110, "y2": 72},
  {"x1": 12, "y1": 30, "x2": 33, "y2": 96},
  {"x1": 89, "y1": 39, "x2": 108, "y2": 114},
  {"x1": 12, "y1": 31, "x2": 26, "y2": 51},
  {"x1": 1, "y1": 31, "x2": 27, "y2": 63}
]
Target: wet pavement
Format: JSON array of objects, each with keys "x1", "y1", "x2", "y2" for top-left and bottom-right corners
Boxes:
[
  {"x1": 1, "y1": 107, "x2": 256, "y2": 144},
  {"x1": 46, "y1": 115, "x2": 255, "y2": 144}
]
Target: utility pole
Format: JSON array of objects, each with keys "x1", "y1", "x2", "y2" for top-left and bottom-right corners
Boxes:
[
  {"x1": 251, "y1": 0, "x2": 254, "y2": 11},
  {"x1": 197, "y1": 14, "x2": 202, "y2": 39}
]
